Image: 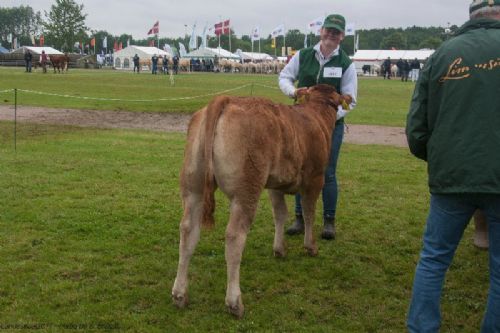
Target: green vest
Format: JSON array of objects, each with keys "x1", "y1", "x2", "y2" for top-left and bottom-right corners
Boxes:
[{"x1": 298, "y1": 47, "x2": 352, "y2": 123}]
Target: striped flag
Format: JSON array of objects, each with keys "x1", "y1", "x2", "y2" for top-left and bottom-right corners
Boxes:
[{"x1": 148, "y1": 21, "x2": 159, "y2": 35}]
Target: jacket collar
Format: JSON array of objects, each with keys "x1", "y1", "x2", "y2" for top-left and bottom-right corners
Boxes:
[
  {"x1": 455, "y1": 18, "x2": 500, "y2": 35},
  {"x1": 313, "y1": 42, "x2": 340, "y2": 61}
]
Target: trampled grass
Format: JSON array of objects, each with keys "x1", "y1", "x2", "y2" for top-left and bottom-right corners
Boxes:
[
  {"x1": 0, "y1": 67, "x2": 412, "y2": 126},
  {"x1": 0, "y1": 123, "x2": 489, "y2": 332}
]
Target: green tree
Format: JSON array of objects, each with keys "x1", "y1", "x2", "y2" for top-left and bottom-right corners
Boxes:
[
  {"x1": 418, "y1": 36, "x2": 442, "y2": 49},
  {"x1": 43, "y1": 0, "x2": 88, "y2": 52},
  {"x1": 0, "y1": 6, "x2": 42, "y2": 48},
  {"x1": 380, "y1": 31, "x2": 407, "y2": 49}
]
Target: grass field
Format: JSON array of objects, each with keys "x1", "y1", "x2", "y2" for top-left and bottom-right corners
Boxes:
[
  {"x1": 0, "y1": 121, "x2": 489, "y2": 332},
  {"x1": 0, "y1": 66, "x2": 414, "y2": 127}
]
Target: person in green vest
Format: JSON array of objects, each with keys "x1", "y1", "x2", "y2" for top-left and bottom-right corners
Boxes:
[
  {"x1": 406, "y1": 1, "x2": 500, "y2": 331},
  {"x1": 279, "y1": 14, "x2": 358, "y2": 240}
]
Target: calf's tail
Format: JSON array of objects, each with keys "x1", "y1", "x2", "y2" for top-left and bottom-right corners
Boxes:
[{"x1": 202, "y1": 96, "x2": 231, "y2": 228}]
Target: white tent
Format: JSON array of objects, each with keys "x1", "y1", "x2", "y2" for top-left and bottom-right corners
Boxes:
[
  {"x1": 185, "y1": 47, "x2": 240, "y2": 60},
  {"x1": 113, "y1": 45, "x2": 171, "y2": 70},
  {"x1": 236, "y1": 50, "x2": 273, "y2": 62},
  {"x1": 11, "y1": 46, "x2": 63, "y2": 55},
  {"x1": 352, "y1": 49, "x2": 435, "y2": 75}
]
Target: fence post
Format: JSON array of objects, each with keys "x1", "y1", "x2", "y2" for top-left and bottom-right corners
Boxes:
[
  {"x1": 14, "y1": 88, "x2": 17, "y2": 152},
  {"x1": 250, "y1": 83, "x2": 254, "y2": 96}
]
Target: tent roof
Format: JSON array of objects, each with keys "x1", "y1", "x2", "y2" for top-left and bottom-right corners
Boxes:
[
  {"x1": 236, "y1": 50, "x2": 273, "y2": 61},
  {"x1": 352, "y1": 49, "x2": 435, "y2": 61},
  {"x1": 0, "y1": 45, "x2": 9, "y2": 54},
  {"x1": 114, "y1": 45, "x2": 171, "y2": 57},
  {"x1": 11, "y1": 46, "x2": 63, "y2": 55},
  {"x1": 185, "y1": 47, "x2": 240, "y2": 59}
]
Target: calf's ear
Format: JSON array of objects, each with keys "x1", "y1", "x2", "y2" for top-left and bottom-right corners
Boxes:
[{"x1": 341, "y1": 95, "x2": 353, "y2": 105}]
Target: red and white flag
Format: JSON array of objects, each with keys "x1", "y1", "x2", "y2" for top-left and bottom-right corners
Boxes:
[
  {"x1": 148, "y1": 21, "x2": 159, "y2": 35},
  {"x1": 214, "y1": 19, "x2": 230, "y2": 36}
]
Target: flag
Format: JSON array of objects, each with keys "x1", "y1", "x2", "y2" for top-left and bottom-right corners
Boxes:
[
  {"x1": 214, "y1": 19, "x2": 230, "y2": 36},
  {"x1": 251, "y1": 26, "x2": 260, "y2": 42},
  {"x1": 7, "y1": 33, "x2": 12, "y2": 43},
  {"x1": 148, "y1": 21, "x2": 159, "y2": 35},
  {"x1": 119, "y1": 42, "x2": 123, "y2": 50},
  {"x1": 30, "y1": 34, "x2": 35, "y2": 46},
  {"x1": 39, "y1": 35, "x2": 44, "y2": 46},
  {"x1": 13, "y1": 37, "x2": 17, "y2": 49},
  {"x1": 102, "y1": 36, "x2": 107, "y2": 48},
  {"x1": 304, "y1": 34, "x2": 307, "y2": 48},
  {"x1": 345, "y1": 23, "x2": 356, "y2": 36},
  {"x1": 189, "y1": 23, "x2": 197, "y2": 50},
  {"x1": 201, "y1": 23, "x2": 208, "y2": 48},
  {"x1": 164, "y1": 43, "x2": 172, "y2": 54},
  {"x1": 308, "y1": 16, "x2": 324, "y2": 36},
  {"x1": 271, "y1": 38, "x2": 276, "y2": 49},
  {"x1": 271, "y1": 24, "x2": 285, "y2": 38},
  {"x1": 179, "y1": 43, "x2": 187, "y2": 57},
  {"x1": 127, "y1": 38, "x2": 130, "y2": 47},
  {"x1": 113, "y1": 40, "x2": 118, "y2": 50},
  {"x1": 90, "y1": 37, "x2": 95, "y2": 47},
  {"x1": 355, "y1": 34, "x2": 360, "y2": 51}
]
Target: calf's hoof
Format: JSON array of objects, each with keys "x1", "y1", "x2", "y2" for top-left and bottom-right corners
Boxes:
[
  {"x1": 226, "y1": 295, "x2": 244, "y2": 319},
  {"x1": 305, "y1": 246, "x2": 318, "y2": 257},
  {"x1": 273, "y1": 247, "x2": 286, "y2": 258},
  {"x1": 172, "y1": 292, "x2": 189, "y2": 308}
]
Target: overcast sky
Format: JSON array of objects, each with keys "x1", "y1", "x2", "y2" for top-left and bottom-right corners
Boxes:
[{"x1": 5, "y1": 0, "x2": 472, "y2": 39}]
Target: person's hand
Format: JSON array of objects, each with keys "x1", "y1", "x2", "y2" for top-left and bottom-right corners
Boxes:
[{"x1": 294, "y1": 87, "x2": 308, "y2": 99}]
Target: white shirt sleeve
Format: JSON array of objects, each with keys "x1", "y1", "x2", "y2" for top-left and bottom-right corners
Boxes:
[
  {"x1": 336, "y1": 62, "x2": 358, "y2": 120},
  {"x1": 278, "y1": 51, "x2": 300, "y2": 98}
]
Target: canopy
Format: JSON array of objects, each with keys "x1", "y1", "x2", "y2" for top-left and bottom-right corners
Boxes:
[
  {"x1": 113, "y1": 45, "x2": 171, "y2": 70},
  {"x1": 236, "y1": 50, "x2": 273, "y2": 61},
  {"x1": 185, "y1": 47, "x2": 240, "y2": 59},
  {"x1": 352, "y1": 49, "x2": 435, "y2": 61},
  {"x1": 11, "y1": 46, "x2": 63, "y2": 55},
  {"x1": 0, "y1": 45, "x2": 9, "y2": 54}
]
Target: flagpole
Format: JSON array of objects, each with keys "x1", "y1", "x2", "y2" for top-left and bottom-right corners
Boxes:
[{"x1": 228, "y1": 18, "x2": 231, "y2": 53}]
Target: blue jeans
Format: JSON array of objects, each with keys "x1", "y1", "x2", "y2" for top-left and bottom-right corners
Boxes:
[
  {"x1": 407, "y1": 193, "x2": 500, "y2": 333},
  {"x1": 295, "y1": 122, "x2": 344, "y2": 220}
]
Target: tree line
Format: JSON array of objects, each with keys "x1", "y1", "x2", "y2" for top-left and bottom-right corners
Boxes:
[{"x1": 1, "y1": 1, "x2": 461, "y2": 55}]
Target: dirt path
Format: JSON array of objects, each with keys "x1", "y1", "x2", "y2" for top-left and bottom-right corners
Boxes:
[{"x1": 0, "y1": 105, "x2": 407, "y2": 148}]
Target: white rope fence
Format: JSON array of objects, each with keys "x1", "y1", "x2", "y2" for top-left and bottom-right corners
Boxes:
[
  {"x1": 14, "y1": 84, "x2": 266, "y2": 102},
  {"x1": 0, "y1": 89, "x2": 14, "y2": 94}
]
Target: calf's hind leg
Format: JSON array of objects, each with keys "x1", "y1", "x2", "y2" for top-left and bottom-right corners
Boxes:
[
  {"x1": 225, "y1": 197, "x2": 259, "y2": 318},
  {"x1": 172, "y1": 192, "x2": 203, "y2": 308}
]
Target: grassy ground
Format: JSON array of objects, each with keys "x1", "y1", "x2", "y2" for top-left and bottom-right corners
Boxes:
[
  {"x1": 0, "y1": 122, "x2": 489, "y2": 332},
  {"x1": 0, "y1": 67, "x2": 413, "y2": 127}
]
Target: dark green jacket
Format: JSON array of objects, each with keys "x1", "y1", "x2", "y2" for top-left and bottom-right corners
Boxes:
[
  {"x1": 298, "y1": 47, "x2": 352, "y2": 124},
  {"x1": 406, "y1": 18, "x2": 500, "y2": 194}
]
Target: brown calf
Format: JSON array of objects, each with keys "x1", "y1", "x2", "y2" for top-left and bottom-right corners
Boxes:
[{"x1": 171, "y1": 84, "x2": 352, "y2": 318}]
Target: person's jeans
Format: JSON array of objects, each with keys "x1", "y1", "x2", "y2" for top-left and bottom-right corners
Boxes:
[
  {"x1": 407, "y1": 193, "x2": 500, "y2": 333},
  {"x1": 295, "y1": 122, "x2": 344, "y2": 220}
]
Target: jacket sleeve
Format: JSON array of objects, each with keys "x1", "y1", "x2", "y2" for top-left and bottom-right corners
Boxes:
[
  {"x1": 406, "y1": 58, "x2": 432, "y2": 161},
  {"x1": 278, "y1": 51, "x2": 300, "y2": 98}
]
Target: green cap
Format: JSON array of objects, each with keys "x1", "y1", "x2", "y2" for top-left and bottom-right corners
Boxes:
[
  {"x1": 322, "y1": 14, "x2": 346, "y2": 32},
  {"x1": 470, "y1": 0, "x2": 500, "y2": 13}
]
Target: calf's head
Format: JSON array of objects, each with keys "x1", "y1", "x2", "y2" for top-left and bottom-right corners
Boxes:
[{"x1": 297, "y1": 84, "x2": 352, "y2": 109}]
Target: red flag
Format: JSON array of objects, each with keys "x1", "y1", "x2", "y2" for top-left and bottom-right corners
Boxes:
[
  {"x1": 39, "y1": 35, "x2": 45, "y2": 46},
  {"x1": 90, "y1": 37, "x2": 95, "y2": 47},
  {"x1": 214, "y1": 19, "x2": 230, "y2": 36},
  {"x1": 113, "y1": 40, "x2": 118, "y2": 50},
  {"x1": 147, "y1": 21, "x2": 159, "y2": 35},
  {"x1": 119, "y1": 42, "x2": 123, "y2": 50}
]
